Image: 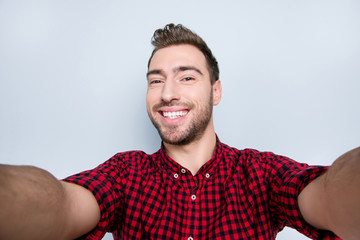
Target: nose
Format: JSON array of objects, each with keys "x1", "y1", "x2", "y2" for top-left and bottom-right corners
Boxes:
[{"x1": 161, "y1": 79, "x2": 180, "y2": 103}]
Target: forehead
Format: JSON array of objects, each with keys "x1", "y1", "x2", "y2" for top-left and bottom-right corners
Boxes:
[{"x1": 148, "y1": 44, "x2": 208, "y2": 74}]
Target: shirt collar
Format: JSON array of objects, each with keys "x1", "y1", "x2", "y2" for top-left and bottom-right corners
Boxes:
[{"x1": 158, "y1": 135, "x2": 224, "y2": 175}]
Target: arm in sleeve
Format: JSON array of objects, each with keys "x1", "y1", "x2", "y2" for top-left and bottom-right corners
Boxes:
[
  {"x1": 63, "y1": 153, "x2": 127, "y2": 239},
  {"x1": 265, "y1": 152, "x2": 341, "y2": 239},
  {"x1": 298, "y1": 146, "x2": 360, "y2": 239}
]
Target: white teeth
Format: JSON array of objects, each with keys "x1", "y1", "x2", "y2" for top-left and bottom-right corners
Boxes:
[{"x1": 163, "y1": 111, "x2": 187, "y2": 119}]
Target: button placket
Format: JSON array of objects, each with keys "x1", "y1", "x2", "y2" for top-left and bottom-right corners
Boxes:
[{"x1": 187, "y1": 175, "x2": 199, "y2": 240}]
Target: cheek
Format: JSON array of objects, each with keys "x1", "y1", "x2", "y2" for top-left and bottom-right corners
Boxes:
[
  {"x1": 146, "y1": 90, "x2": 157, "y2": 111},
  {"x1": 146, "y1": 93, "x2": 151, "y2": 110},
  {"x1": 189, "y1": 88, "x2": 212, "y2": 103}
]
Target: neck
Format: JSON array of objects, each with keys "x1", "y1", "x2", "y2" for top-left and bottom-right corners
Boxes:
[{"x1": 163, "y1": 122, "x2": 217, "y2": 175}]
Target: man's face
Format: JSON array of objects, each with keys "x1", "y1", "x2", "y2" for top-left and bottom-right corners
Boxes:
[{"x1": 146, "y1": 44, "x2": 220, "y2": 145}]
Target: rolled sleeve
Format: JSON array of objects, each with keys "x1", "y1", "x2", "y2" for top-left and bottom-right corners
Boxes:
[
  {"x1": 268, "y1": 155, "x2": 340, "y2": 239},
  {"x1": 63, "y1": 155, "x2": 125, "y2": 239}
]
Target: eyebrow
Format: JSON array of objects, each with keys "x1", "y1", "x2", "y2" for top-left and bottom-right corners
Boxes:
[{"x1": 146, "y1": 65, "x2": 203, "y2": 78}]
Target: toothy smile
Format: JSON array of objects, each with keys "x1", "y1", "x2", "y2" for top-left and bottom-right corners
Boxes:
[{"x1": 162, "y1": 111, "x2": 188, "y2": 119}]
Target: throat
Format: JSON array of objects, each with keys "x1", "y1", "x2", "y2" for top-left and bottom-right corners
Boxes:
[{"x1": 163, "y1": 131, "x2": 217, "y2": 175}]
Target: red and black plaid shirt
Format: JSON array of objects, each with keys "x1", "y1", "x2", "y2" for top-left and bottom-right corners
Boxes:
[{"x1": 64, "y1": 138, "x2": 339, "y2": 239}]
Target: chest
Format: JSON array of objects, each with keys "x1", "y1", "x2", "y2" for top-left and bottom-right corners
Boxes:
[{"x1": 119, "y1": 167, "x2": 274, "y2": 239}]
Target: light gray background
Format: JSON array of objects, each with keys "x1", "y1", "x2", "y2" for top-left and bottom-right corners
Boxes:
[{"x1": 0, "y1": 0, "x2": 359, "y2": 239}]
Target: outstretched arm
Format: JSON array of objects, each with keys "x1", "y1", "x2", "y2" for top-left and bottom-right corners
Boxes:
[
  {"x1": 298, "y1": 147, "x2": 360, "y2": 240},
  {"x1": 0, "y1": 164, "x2": 100, "y2": 240}
]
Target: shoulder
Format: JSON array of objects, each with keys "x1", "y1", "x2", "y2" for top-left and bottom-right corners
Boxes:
[
  {"x1": 109, "y1": 150, "x2": 151, "y2": 165},
  {"x1": 221, "y1": 142, "x2": 292, "y2": 166},
  {"x1": 100, "y1": 150, "x2": 158, "y2": 173},
  {"x1": 220, "y1": 142, "x2": 313, "y2": 183}
]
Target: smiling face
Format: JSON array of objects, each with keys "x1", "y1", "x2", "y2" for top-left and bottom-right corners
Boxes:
[{"x1": 146, "y1": 44, "x2": 221, "y2": 145}]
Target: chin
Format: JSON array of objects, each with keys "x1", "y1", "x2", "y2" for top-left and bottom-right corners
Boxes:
[{"x1": 160, "y1": 129, "x2": 200, "y2": 146}]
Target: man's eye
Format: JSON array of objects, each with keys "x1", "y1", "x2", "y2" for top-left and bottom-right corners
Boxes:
[
  {"x1": 183, "y1": 77, "x2": 194, "y2": 81},
  {"x1": 149, "y1": 80, "x2": 162, "y2": 85}
]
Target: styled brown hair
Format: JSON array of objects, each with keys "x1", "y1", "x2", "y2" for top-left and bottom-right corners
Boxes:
[{"x1": 148, "y1": 23, "x2": 219, "y2": 84}]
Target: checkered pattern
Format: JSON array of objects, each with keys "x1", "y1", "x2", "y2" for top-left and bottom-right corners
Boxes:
[{"x1": 64, "y1": 138, "x2": 340, "y2": 239}]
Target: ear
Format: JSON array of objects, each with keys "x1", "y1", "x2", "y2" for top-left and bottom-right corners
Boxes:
[{"x1": 212, "y1": 80, "x2": 222, "y2": 106}]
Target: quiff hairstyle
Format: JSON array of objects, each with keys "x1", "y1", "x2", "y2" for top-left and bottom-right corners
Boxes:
[{"x1": 148, "y1": 23, "x2": 219, "y2": 84}]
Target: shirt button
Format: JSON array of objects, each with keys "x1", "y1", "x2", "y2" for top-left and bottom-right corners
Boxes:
[
  {"x1": 181, "y1": 168, "x2": 186, "y2": 173},
  {"x1": 205, "y1": 173, "x2": 210, "y2": 178},
  {"x1": 188, "y1": 237, "x2": 193, "y2": 240},
  {"x1": 173, "y1": 173, "x2": 179, "y2": 179},
  {"x1": 191, "y1": 194, "x2": 196, "y2": 201}
]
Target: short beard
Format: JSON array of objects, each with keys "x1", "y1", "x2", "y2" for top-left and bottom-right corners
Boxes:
[{"x1": 148, "y1": 90, "x2": 213, "y2": 146}]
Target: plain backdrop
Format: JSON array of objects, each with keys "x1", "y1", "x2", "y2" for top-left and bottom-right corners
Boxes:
[{"x1": 0, "y1": 0, "x2": 359, "y2": 239}]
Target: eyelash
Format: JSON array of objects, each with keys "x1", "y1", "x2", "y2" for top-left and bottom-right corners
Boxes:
[
  {"x1": 148, "y1": 76, "x2": 195, "y2": 85},
  {"x1": 149, "y1": 80, "x2": 162, "y2": 85},
  {"x1": 183, "y1": 77, "x2": 194, "y2": 81}
]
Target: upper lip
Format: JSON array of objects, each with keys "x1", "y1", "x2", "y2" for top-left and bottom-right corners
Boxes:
[{"x1": 158, "y1": 107, "x2": 189, "y2": 113}]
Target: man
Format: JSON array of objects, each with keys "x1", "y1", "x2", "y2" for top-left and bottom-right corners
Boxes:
[{"x1": 0, "y1": 23, "x2": 359, "y2": 240}]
